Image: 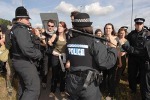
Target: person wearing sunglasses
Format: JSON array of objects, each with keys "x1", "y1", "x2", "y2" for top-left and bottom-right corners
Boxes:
[
  {"x1": 40, "y1": 19, "x2": 56, "y2": 89},
  {"x1": 122, "y1": 18, "x2": 150, "y2": 100}
]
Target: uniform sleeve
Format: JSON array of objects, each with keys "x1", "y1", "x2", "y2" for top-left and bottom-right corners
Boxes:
[
  {"x1": 122, "y1": 32, "x2": 135, "y2": 53},
  {"x1": 123, "y1": 31, "x2": 149, "y2": 55},
  {"x1": 145, "y1": 32, "x2": 150, "y2": 59},
  {"x1": 66, "y1": 42, "x2": 70, "y2": 61},
  {"x1": 126, "y1": 32, "x2": 132, "y2": 41},
  {"x1": 14, "y1": 27, "x2": 42, "y2": 60},
  {"x1": 90, "y1": 40, "x2": 118, "y2": 69}
]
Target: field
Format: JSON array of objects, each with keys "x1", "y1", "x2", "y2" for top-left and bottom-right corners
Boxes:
[
  {"x1": 0, "y1": 70, "x2": 141, "y2": 100},
  {"x1": 0, "y1": 74, "x2": 17, "y2": 100}
]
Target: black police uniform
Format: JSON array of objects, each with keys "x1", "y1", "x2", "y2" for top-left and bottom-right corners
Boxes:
[
  {"x1": 11, "y1": 22, "x2": 42, "y2": 100},
  {"x1": 66, "y1": 31, "x2": 118, "y2": 100},
  {"x1": 123, "y1": 27, "x2": 150, "y2": 100}
]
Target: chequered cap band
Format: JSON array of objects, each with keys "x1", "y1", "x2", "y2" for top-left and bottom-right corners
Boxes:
[
  {"x1": 73, "y1": 18, "x2": 90, "y2": 22},
  {"x1": 16, "y1": 16, "x2": 29, "y2": 18}
]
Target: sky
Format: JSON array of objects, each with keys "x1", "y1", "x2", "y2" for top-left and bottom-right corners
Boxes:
[{"x1": 0, "y1": 0, "x2": 150, "y2": 31}]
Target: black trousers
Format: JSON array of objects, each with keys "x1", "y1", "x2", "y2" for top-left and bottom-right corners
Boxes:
[
  {"x1": 144, "y1": 70, "x2": 150, "y2": 100},
  {"x1": 41, "y1": 53, "x2": 52, "y2": 83},
  {"x1": 116, "y1": 55, "x2": 127, "y2": 85},
  {"x1": 12, "y1": 58, "x2": 40, "y2": 100},
  {"x1": 140, "y1": 61, "x2": 150, "y2": 100},
  {"x1": 128, "y1": 56, "x2": 141, "y2": 92},
  {"x1": 128, "y1": 56, "x2": 150, "y2": 100},
  {"x1": 0, "y1": 61, "x2": 6, "y2": 73},
  {"x1": 66, "y1": 73, "x2": 101, "y2": 100},
  {"x1": 100, "y1": 66, "x2": 116, "y2": 97},
  {"x1": 50, "y1": 55, "x2": 66, "y2": 93}
]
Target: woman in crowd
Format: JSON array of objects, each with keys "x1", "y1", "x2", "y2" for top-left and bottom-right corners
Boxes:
[
  {"x1": 101, "y1": 23, "x2": 122, "y2": 100},
  {"x1": 0, "y1": 24, "x2": 13, "y2": 94},
  {"x1": 115, "y1": 28, "x2": 128, "y2": 85},
  {"x1": 48, "y1": 21, "x2": 67, "y2": 98},
  {"x1": 95, "y1": 28, "x2": 103, "y2": 37}
]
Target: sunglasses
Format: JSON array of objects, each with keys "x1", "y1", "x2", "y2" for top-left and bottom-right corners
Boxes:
[
  {"x1": 48, "y1": 25, "x2": 54, "y2": 27},
  {"x1": 0, "y1": 30, "x2": 1, "y2": 32}
]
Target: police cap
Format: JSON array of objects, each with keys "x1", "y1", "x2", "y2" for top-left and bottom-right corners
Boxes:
[
  {"x1": 72, "y1": 13, "x2": 92, "y2": 27},
  {"x1": 134, "y1": 18, "x2": 145, "y2": 23},
  {"x1": 15, "y1": 6, "x2": 30, "y2": 19}
]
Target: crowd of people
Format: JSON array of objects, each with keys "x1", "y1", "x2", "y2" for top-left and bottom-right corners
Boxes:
[{"x1": 0, "y1": 6, "x2": 150, "y2": 100}]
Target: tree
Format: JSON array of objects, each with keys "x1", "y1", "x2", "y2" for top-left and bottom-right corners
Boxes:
[{"x1": 0, "y1": 18, "x2": 11, "y2": 26}]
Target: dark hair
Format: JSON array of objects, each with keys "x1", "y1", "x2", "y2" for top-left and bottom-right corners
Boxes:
[
  {"x1": 117, "y1": 28, "x2": 127, "y2": 37},
  {"x1": 12, "y1": 18, "x2": 17, "y2": 25},
  {"x1": 0, "y1": 24, "x2": 8, "y2": 34},
  {"x1": 104, "y1": 23, "x2": 116, "y2": 36},
  {"x1": 56, "y1": 21, "x2": 68, "y2": 35},
  {"x1": 47, "y1": 19, "x2": 55, "y2": 26},
  {"x1": 95, "y1": 29, "x2": 102, "y2": 35},
  {"x1": 70, "y1": 11, "x2": 80, "y2": 17}
]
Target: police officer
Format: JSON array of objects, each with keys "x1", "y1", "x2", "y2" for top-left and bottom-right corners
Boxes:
[
  {"x1": 122, "y1": 18, "x2": 150, "y2": 100},
  {"x1": 11, "y1": 6, "x2": 42, "y2": 100},
  {"x1": 65, "y1": 13, "x2": 118, "y2": 100}
]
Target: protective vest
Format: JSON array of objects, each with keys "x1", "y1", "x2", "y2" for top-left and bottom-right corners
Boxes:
[
  {"x1": 11, "y1": 24, "x2": 25, "y2": 56},
  {"x1": 11, "y1": 23, "x2": 39, "y2": 57},
  {"x1": 67, "y1": 34, "x2": 94, "y2": 68}
]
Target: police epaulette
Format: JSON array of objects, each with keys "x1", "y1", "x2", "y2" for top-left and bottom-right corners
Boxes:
[
  {"x1": 18, "y1": 25, "x2": 26, "y2": 29},
  {"x1": 12, "y1": 25, "x2": 26, "y2": 30},
  {"x1": 142, "y1": 29, "x2": 150, "y2": 37}
]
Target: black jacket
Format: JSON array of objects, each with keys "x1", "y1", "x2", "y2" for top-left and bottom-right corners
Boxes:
[
  {"x1": 123, "y1": 29, "x2": 150, "y2": 58},
  {"x1": 11, "y1": 22, "x2": 42, "y2": 60},
  {"x1": 66, "y1": 31, "x2": 118, "y2": 71}
]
